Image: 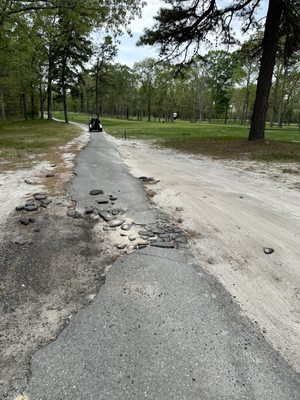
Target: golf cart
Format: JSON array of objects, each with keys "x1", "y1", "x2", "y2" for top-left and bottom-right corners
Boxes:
[{"x1": 88, "y1": 117, "x2": 103, "y2": 132}]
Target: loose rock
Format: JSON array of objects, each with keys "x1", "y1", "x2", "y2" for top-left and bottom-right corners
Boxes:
[
  {"x1": 109, "y1": 219, "x2": 125, "y2": 228},
  {"x1": 150, "y1": 241, "x2": 175, "y2": 248},
  {"x1": 89, "y1": 189, "x2": 104, "y2": 195},
  {"x1": 128, "y1": 235, "x2": 137, "y2": 241},
  {"x1": 121, "y1": 223, "x2": 133, "y2": 231},
  {"x1": 34, "y1": 194, "x2": 47, "y2": 201},
  {"x1": 20, "y1": 217, "x2": 30, "y2": 225},
  {"x1": 103, "y1": 226, "x2": 116, "y2": 231},
  {"x1": 67, "y1": 210, "x2": 81, "y2": 218},
  {"x1": 97, "y1": 196, "x2": 110, "y2": 204},
  {"x1": 99, "y1": 211, "x2": 114, "y2": 222},
  {"x1": 24, "y1": 205, "x2": 38, "y2": 212},
  {"x1": 14, "y1": 238, "x2": 28, "y2": 245},
  {"x1": 41, "y1": 199, "x2": 52, "y2": 206},
  {"x1": 116, "y1": 244, "x2": 127, "y2": 250},
  {"x1": 138, "y1": 230, "x2": 155, "y2": 237},
  {"x1": 263, "y1": 247, "x2": 274, "y2": 255}
]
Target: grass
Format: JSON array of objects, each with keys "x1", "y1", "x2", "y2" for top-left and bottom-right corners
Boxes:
[
  {"x1": 55, "y1": 112, "x2": 300, "y2": 162},
  {"x1": 0, "y1": 119, "x2": 81, "y2": 160}
]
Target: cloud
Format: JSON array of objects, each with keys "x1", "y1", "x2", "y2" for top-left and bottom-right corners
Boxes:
[
  {"x1": 129, "y1": 0, "x2": 164, "y2": 33},
  {"x1": 117, "y1": 33, "x2": 159, "y2": 66}
]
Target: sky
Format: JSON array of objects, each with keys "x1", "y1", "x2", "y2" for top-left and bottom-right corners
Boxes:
[
  {"x1": 115, "y1": 0, "x2": 269, "y2": 67},
  {"x1": 116, "y1": 0, "x2": 163, "y2": 66}
]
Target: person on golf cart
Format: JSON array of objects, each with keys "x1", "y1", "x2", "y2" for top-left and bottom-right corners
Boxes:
[{"x1": 89, "y1": 116, "x2": 103, "y2": 132}]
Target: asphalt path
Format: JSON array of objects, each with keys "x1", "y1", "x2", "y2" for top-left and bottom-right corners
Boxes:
[{"x1": 24, "y1": 130, "x2": 300, "y2": 399}]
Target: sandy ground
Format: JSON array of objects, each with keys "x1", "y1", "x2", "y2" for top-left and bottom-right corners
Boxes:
[
  {"x1": 0, "y1": 126, "x2": 89, "y2": 240},
  {"x1": 1, "y1": 126, "x2": 299, "y2": 383},
  {"x1": 0, "y1": 126, "x2": 115, "y2": 399},
  {"x1": 112, "y1": 137, "x2": 300, "y2": 373}
]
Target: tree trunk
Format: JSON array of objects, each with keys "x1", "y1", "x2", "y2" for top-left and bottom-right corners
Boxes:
[
  {"x1": 224, "y1": 104, "x2": 229, "y2": 125},
  {"x1": 47, "y1": 78, "x2": 52, "y2": 120},
  {"x1": 248, "y1": 0, "x2": 283, "y2": 140},
  {"x1": 21, "y1": 91, "x2": 28, "y2": 120},
  {"x1": 147, "y1": 94, "x2": 151, "y2": 122},
  {"x1": 269, "y1": 63, "x2": 283, "y2": 127},
  {"x1": 47, "y1": 52, "x2": 53, "y2": 120},
  {"x1": 95, "y1": 58, "x2": 100, "y2": 117},
  {"x1": 241, "y1": 66, "x2": 251, "y2": 125},
  {"x1": 208, "y1": 95, "x2": 213, "y2": 123},
  {"x1": 0, "y1": 86, "x2": 6, "y2": 121},
  {"x1": 30, "y1": 83, "x2": 35, "y2": 120},
  {"x1": 62, "y1": 83, "x2": 69, "y2": 123},
  {"x1": 277, "y1": 66, "x2": 288, "y2": 127},
  {"x1": 39, "y1": 86, "x2": 45, "y2": 119}
]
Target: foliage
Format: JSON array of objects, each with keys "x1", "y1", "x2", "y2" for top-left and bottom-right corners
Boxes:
[
  {"x1": 0, "y1": 0, "x2": 145, "y2": 122},
  {"x1": 138, "y1": 0, "x2": 300, "y2": 140}
]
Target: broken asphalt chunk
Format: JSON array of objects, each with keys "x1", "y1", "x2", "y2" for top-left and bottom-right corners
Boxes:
[
  {"x1": 24, "y1": 205, "x2": 39, "y2": 212},
  {"x1": 109, "y1": 219, "x2": 125, "y2": 228},
  {"x1": 97, "y1": 196, "x2": 110, "y2": 204},
  {"x1": 116, "y1": 244, "x2": 127, "y2": 249},
  {"x1": 150, "y1": 241, "x2": 175, "y2": 248},
  {"x1": 34, "y1": 193, "x2": 47, "y2": 201},
  {"x1": 121, "y1": 223, "x2": 133, "y2": 231},
  {"x1": 89, "y1": 189, "x2": 104, "y2": 195},
  {"x1": 99, "y1": 211, "x2": 114, "y2": 222},
  {"x1": 67, "y1": 210, "x2": 81, "y2": 218},
  {"x1": 41, "y1": 199, "x2": 52, "y2": 206},
  {"x1": 19, "y1": 217, "x2": 30, "y2": 225}
]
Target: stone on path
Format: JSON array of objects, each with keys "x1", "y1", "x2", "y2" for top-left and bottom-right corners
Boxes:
[
  {"x1": 99, "y1": 211, "x2": 114, "y2": 222},
  {"x1": 97, "y1": 196, "x2": 110, "y2": 204},
  {"x1": 116, "y1": 244, "x2": 127, "y2": 250},
  {"x1": 67, "y1": 210, "x2": 81, "y2": 219},
  {"x1": 24, "y1": 205, "x2": 38, "y2": 212},
  {"x1": 109, "y1": 219, "x2": 125, "y2": 228},
  {"x1": 34, "y1": 194, "x2": 47, "y2": 201},
  {"x1": 89, "y1": 189, "x2": 104, "y2": 195},
  {"x1": 150, "y1": 241, "x2": 175, "y2": 248},
  {"x1": 121, "y1": 223, "x2": 133, "y2": 231}
]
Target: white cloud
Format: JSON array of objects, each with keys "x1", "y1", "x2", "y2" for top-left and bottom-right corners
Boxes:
[{"x1": 129, "y1": 0, "x2": 164, "y2": 33}]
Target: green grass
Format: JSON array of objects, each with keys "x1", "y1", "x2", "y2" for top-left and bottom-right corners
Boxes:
[
  {"x1": 0, "y1": 119, "x2": 80, "y2": 160},
  {"x1": 54, "y1": 112, "x2": 300, "y2": 162}
]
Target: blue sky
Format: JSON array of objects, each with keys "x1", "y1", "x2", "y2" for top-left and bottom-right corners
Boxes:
[{"x1": 116, "y1": 0, "x2": 269, "y2": 66}]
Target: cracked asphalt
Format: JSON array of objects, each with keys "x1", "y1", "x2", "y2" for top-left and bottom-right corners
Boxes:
[{"x1": 20, "y1": 130, "x2": 300, "y2": 399}]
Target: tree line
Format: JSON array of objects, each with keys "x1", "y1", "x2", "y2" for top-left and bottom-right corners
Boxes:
[
  {"x1": 66, "y1": 44, "x2": 300, "y2": 128},
  {"x1": 0, "y1": 0, "x2": 299, "y2": 139}
]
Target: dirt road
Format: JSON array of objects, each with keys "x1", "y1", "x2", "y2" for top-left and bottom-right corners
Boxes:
[{"x1": 115, "y1": 137, "x2": 300, "y2": 373}]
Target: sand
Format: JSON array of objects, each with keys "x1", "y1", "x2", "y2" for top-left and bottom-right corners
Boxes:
[{"x1": 113, "y1": 136, "x2": 300, "y2": 373}]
